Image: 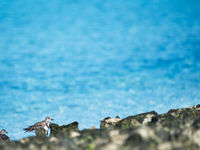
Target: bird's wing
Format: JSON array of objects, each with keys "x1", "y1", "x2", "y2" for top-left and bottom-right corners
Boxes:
[
  {"x1": 24, "y1": 121, "x2": 45, "y2": 132},
  {"x1": 33, "y1": 121, "x2": 46, "y2": 129}
]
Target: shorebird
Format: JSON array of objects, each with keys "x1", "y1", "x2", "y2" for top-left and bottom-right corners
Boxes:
[
  {"x1": 0, "y1": 129, "x2": 10, "y2": 142},
  {"x1": 24, "y1": 116, "x2": 54, "y2": 135}
]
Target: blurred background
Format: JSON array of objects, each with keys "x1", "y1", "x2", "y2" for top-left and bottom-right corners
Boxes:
[{"x1": 0, "y1": 0, "x2": 200, "y2": 140}]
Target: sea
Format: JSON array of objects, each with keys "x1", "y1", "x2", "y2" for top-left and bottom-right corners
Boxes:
[{"x1": 0, "y1": 0, "x2": 200, "y2": 140}]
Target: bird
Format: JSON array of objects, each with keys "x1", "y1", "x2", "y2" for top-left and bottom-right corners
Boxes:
[
  {"x1": 24, "y1": 116, "x2": 54, "y2": 135},
  {"x1": 0, "y1": 129, "x2": 10, "y2": 142}
]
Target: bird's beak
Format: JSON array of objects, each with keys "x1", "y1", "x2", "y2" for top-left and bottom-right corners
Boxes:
[
  {"x1": 6, "y1": 131, "x2": 8, "y2": 134},
  {"x1": 51, "y1": 118, "x2": 54, "y2": 120}
]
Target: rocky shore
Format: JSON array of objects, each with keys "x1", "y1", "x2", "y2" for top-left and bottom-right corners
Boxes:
[{"x1": 1, "y1": 104, "x2": 200, "y2": 150}]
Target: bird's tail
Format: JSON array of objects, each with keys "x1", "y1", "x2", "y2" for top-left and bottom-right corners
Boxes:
[{"x1": 23, "y1": 126, "x2": 34, "y2": 132}]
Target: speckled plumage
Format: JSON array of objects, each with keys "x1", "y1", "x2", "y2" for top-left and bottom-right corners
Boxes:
[{"x1": 24, "y1": 116, "x2": 53, "y2": 135}]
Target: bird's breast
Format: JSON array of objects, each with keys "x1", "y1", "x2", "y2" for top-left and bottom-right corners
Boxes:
[{"x1": 44, "y1": 125, "x2": 49, "y2": 131}]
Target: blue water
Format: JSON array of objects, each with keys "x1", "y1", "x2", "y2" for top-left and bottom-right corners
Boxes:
[{"x1": 0, "y1": 0, "x2": 200, "y2": 140}]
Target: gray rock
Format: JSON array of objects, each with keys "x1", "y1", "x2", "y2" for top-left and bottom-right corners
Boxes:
[
  {"x1": 115, "y1": 111, "x2": 158, "y2": 129},
  {"x1": 1, "y1": 104, "x2": 200, "y2": 150},
  {"x1": 100, "y1": 116, "x2": 121, "y2": 129},
  {"x1": 50, "y1": 121, "x2": 79, "y2": 137}
]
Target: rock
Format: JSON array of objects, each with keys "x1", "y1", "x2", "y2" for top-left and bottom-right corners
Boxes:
[
  {"x1": 100, "y1": 116, "x2": 121, "y2": 129},
  {"x1": 192, "y1": 116, "x2": 200, "y2": 129},
  {"x1": 1, "y1": 104, "x2": 200, "y2": 150},
  {"x1": 50, "y1": 121, "x2": 79, "y2": 137},
  {"x1": 115, "y1": 111, "x2": 158, "y2": 129},
  {"x1": 49, "y1": 123, "x2": 59, "y2": 136},
  {"x1": 124, "y1": 132, "x2": 158, "y2": 150}
]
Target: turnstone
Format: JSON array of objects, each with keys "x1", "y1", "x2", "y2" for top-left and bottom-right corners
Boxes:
[
  {"x1": 0, "y1": 129, "x2": 10, "y2": 142},
  {"x1": 24, "y1": 116, "x2": 54, "y2": 135}
]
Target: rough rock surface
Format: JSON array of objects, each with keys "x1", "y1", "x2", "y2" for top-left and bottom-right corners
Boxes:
[
  {"x1": 100, "y1": 116, "x2": 121, "y2": 129},
  {"x1": 50, "y1": 121, "x2": 79, "y2": 137},
  {"x1": 1, "y1": 104, "x2": 200, "y2": 150}
]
